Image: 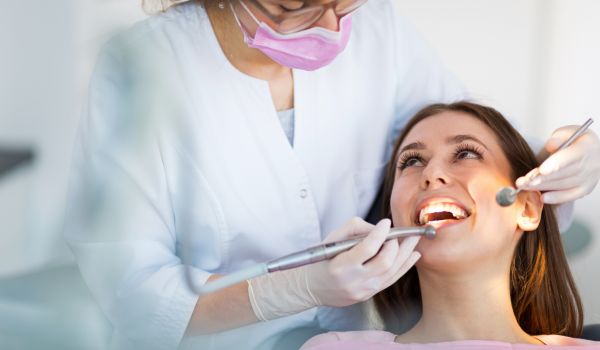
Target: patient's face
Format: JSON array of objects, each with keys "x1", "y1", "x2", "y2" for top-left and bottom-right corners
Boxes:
[{"x1": 390, "y1": 112, "x2": 523, "y2": 272}]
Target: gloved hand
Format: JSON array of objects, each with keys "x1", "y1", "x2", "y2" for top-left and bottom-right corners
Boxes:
[
  {"x1": 247, "y1": 217, "x2": 421, "y2": 321},
  {"x1": 305, "y1": 217, "x2": 421, "y2": 307},
  {"x1": 516, "y1": 126, "x2": 600, "y2": 204}
]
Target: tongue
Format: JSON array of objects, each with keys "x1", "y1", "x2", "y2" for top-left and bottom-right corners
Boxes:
[{"x1": 426, "y1": 211, "x2": 455, "y2": 222}]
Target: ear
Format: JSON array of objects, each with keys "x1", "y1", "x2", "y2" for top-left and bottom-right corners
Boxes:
[{"x1": 516, "y1": 190, "x2": 544, "y2": 232}]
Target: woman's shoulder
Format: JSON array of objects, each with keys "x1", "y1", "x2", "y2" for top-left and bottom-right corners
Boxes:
[
  {"x1": 300, "y1": 330, "x2": 396, "y2": 349},
  {"x1": 300, "y1": 332, "x2": 600, "y2": 350},
  {"x1": 537, "y1": 334, "x2": 600, "y2": 346}
]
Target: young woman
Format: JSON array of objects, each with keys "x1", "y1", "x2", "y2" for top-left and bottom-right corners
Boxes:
[{"x1": 301, "y1": 102, "x2": 600, "y2": 348}]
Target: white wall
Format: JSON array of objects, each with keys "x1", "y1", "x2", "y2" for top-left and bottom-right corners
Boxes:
[
  {"x1": 0, "y1": 0, "x2": 146, "y2": 276},
  {"x1": 395, "y1": 0, "x2": 545, "y2": 135},
  {"x1": 0, "y1": 0, "x2": 78, "y2": 275}
]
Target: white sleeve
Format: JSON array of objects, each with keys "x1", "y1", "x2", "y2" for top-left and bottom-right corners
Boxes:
[{"x1": 64, "y1": 44, "x2": 207, "y2": 350}]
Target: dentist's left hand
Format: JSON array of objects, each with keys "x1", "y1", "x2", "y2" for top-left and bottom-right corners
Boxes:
[
  {"x1": 247, "y1": 218, "x2": 421, "y2": 321},
  {"x1": 516, "y1": 126, "x2": 600, "y2": 204},
  {"x1": 305, "y1": 218, "x2": 421, "y2": 307}
]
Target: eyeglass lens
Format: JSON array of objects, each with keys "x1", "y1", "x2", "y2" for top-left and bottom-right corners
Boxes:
[{"x1": 271, "y1": 0, "x2": 368, "y2": 33}]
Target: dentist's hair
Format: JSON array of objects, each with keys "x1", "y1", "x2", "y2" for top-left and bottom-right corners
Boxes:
[
  {"x1": 141, "y1": 0, "x2": 192, "y2": 14},
  {"x1": 374, "y1": 101, "x2": 583, "y2": 337}
]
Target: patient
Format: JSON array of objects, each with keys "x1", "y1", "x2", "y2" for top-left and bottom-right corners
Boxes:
[{"x1": 302, "y1": 102, "x2": 599, "y2": 348}]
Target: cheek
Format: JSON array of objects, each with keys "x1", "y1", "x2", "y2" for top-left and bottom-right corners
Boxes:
[
  {"x1": 390, "y1": 178, "x2": 414, "y2": 225},
  {"x1": 468, "y1": 173, "x2": 518, "y2": 234}
]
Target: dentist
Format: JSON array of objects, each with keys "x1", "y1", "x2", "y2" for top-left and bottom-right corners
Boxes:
[{"x1": 64, "y1": 1, "x2": 600, "y2": 350}]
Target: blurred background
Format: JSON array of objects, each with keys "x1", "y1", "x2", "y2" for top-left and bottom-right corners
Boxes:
[{"x1": 0, "y1": 0, "x2": 598, "y2": 348}]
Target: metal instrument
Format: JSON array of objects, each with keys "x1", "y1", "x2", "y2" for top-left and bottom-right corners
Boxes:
[
  {"x1": 185, "y1": 225, "x2": 435, "y2": 295},
  {"x1": 496, "y1": 118, "x2": 594, "y2": 207}
]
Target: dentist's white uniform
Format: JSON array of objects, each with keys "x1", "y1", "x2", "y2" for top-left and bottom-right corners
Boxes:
[{"x1": 65, "y1": 1, "x2": 467, "y2": 349}]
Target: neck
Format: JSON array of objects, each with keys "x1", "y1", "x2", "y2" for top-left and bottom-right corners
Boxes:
[
  {"x1": 204, "y1": 1, "x2": 291, "y2": 80},
  {"x1": 396, "y1": 266, "x2": 539, "y2": 345}
]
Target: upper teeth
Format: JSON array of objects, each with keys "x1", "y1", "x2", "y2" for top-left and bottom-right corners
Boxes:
[{"x1": 419, "y1": 203, "x2": 467, "y2": 225}]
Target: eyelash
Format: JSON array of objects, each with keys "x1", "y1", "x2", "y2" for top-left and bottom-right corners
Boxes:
[
  {"x1": 397, "y1": 143, "x2": 484, "y2": 170},
  {"x1": 453, "y1": 143, "x2": 483, "y2": 161},
  {"x1": 397, "y1": 151, "x2": 423, "y2": 170}
]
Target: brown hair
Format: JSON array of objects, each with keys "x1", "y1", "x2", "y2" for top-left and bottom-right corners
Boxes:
[
  {"x1": 141, "y1": 0, "x2": 192, "y2": 14},
  {"x1": 374, "y1": 101, "x2": 583, "y2": 337}
]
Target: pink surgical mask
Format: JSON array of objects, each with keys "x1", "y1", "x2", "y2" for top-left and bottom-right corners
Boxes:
[{"x1": 230, "y1": 1, "x2": 353, "y2": 71}]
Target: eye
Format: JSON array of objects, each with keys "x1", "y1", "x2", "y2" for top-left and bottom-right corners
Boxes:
[
  {"x1": 453, "y1": 143, "x2": 483, "y2": 161},
  {"x1": 398, "y1": 151, "x2": 425, "y2": 170}
]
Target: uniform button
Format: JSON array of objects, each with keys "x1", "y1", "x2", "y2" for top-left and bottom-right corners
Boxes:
[{"x1": 300, "y1": 189, "x2": 308, "y2": 199}]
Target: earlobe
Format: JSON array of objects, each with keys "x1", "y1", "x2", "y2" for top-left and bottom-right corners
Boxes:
[{"x1": 517, "y1": 190, "x2": 544, "y2": 232}]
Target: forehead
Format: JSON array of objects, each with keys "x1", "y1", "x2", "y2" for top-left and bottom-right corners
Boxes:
[
  {"x1": 402, "y1": 111, "x2": 497, "y2": 147},
  {"x1": 399, "y1": 111, "x2": 513, "y2": 177}
]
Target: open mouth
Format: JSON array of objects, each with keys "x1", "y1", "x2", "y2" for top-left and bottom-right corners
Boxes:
[{"x1": 415, "y1": 201, "x2": 471, "y2": 226}]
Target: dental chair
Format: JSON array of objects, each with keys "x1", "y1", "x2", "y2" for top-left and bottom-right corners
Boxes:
[
  {"x1": 583, "y1": 324, "x2": 600, "y2": 341},
  {"x1": 0, "y1": 264, "x2": 110, "y2": 350}
]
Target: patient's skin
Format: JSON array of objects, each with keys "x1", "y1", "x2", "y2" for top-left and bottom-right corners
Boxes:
[{"x1": 390, "y1": 111, "x2": 544, "y2": 344}]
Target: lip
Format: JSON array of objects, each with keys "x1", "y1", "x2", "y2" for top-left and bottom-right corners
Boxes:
[
  {"x1": 413, "y1": 195, "x2": 472, "y2": 226},
  {"x1": 426, "y1": 218, "x2": 466, "y2": 230}
]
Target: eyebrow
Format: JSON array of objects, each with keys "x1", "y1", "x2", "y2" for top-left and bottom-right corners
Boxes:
[
  {"x1": 398, "y1": 141, "x2": 426, "y2": 155},
  {"x1": 397, "y1": 134, "x2": 489, "y2": 157}
]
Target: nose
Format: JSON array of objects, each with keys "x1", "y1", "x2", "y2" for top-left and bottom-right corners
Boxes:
[
  {"x1": 313, "y1": 7, "x2": 339, "y2": 31},
  {"x1": 420, "y1": 162, "x2": 451, "y2": 190}
]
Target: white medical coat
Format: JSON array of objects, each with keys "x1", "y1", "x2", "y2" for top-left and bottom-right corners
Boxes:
[{"x1": 64, "y1": 1, "x2": 467, "y2": 349}]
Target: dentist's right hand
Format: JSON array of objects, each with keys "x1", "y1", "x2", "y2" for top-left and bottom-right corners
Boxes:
[{"x1": 247, "y1": 218, "x2": 422, "y2": 321}]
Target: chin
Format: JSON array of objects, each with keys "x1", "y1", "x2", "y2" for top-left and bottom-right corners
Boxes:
[
  {"x1": 413, "y1": 219, "x2": 475, "y2": 270},
  {"x1": 417, "y1": 239, "x2": 469, "y2": 267}
]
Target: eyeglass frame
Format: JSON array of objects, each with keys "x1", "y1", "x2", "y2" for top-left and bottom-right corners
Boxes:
[{"x1": 238, "y1": 0, "x2": 369, "y2": 34}]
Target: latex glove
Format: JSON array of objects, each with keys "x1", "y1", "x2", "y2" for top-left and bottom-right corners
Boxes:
[
  {"x1": 516, "y1": 126, "x2": 600, "y2": 204},
  {"x1": 306, "y1": 217, "x2": 421, "y2": 307},
  {"x1": 247, "y1": 218, "x2": 421, "y2": 321}
]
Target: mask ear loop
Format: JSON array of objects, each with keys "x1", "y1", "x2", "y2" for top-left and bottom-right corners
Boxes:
[
  {"x1": 230, "y1": 0, "x2": 263, "y2": 41},
  {"x1": 229, "y1": 1, "x2": 243, "y2": 26},
  {"x1": 235, "y1": 0, "x2": 262, "y2": 25}
]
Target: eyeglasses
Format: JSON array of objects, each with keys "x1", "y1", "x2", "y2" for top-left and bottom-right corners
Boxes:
[{"x1": 242, "y1": 0, "x2": 368, "y2": 34}]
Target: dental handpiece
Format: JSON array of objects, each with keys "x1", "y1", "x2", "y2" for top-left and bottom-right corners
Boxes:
[
  {"x1": 496, "y1": 118, "x2": 594, "y2": 207},
  {"x1": 188, "y1": 225, "x2": 435, "y2": 295},
  {"x1": 266, "y1": 225, "x2": 436, "y2": 272}
]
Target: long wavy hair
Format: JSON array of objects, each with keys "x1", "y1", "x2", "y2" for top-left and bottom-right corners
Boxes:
[{"x1": 374, "y1": 101, "x2": 583, "y2": 337}]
